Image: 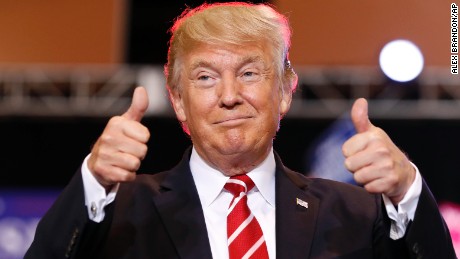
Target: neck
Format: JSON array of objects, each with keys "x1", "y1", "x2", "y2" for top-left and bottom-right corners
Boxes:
[{"x1": 193, "y1": 145, "x2": 272, "y2": 176}]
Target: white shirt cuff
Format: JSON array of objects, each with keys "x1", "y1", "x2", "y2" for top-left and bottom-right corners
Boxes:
[
  {"x1": 382, "y1": 162, "x2": 422, "y2": 240},
  {"x1": 81, "y1": 154, "x2": 119, "y2": 223}
]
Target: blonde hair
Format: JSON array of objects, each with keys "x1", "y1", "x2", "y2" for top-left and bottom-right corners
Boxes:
[{"x1": 165, "y1": 2, "x2": 297, "y2": 95}]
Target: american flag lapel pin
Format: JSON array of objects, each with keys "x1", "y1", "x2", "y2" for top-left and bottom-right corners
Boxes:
[{"x1": 296, "y1": 198, "x2": 308, "y2": 209}]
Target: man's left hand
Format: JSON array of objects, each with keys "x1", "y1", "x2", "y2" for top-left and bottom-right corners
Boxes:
[{"x1": 342, "y1": 98, "x2": 416, "y2": 205}]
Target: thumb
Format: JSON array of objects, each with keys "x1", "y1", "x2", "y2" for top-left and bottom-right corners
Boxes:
[
  {"x1": 351, "y1": 98, "x2": 372, "y2": 133},
  {"x1": 122, "y1": 86, "x2": 149, "y2": 121}
]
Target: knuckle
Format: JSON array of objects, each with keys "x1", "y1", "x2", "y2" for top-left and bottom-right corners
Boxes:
[
  {"x1": 354, "y1": 171, "x2": 364, "y2": 184},
  {"x1": 119, "y1": 172, "x2": 135, "y2": 182},
  {"x1": 123, "y1": 156, "x2": 141, "y2": 171},
  {"x1": 375, "y1": 147, "x2": 390, "y2": 158},
  {"x1": 363, "y1": 184, "x2": 374, "y2": 193},
  {"x1": 353, "y1": 174, "x2": 361, "y2": 184},
  {"x1": 368, "y1": 129, "x2": 384, "y2": 142},
  {"x1": 97, "y1": 148, "x2": 112, "y2": 160},
  {"x1": 106, "y1": 116, "x2": 127, "y2": 132},
  {"x1": 381, "y1": 159, "x2": 395, "y2": 171},
  {"x1": 109, "y1": 116, "x2": 123, "y2": 125},
  {"x1": 368, "y1": 131, "x2": 379, "y2": 140},
  {"x1": 374, "y1": 127, "x2": 384, "y2": 133},
  {"x1": 140, "y1": 145, "x2": 148, "y2": 157},
  {"x1": 92, "y1": 161, "x2": 106, "y2": 175},
  {"x1": 131, "y1": 159, "x2": 141, "y2": 171},
  {"x1": 143, "y1": 126, "x2": 151, "y2": 139},
  {"x1": 100, "y1": 134, "x2": 115, "y2": 144},
  {"x1": 342, "y1": 146, "x2": 349, "y2": 157},
  {"x1": 344, "y1": 158, "x2": 352, "y2": 170}
]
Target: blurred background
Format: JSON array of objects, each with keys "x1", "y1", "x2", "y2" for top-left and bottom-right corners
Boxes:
[{"x1": 0, "y1": 0, "x2": 459, "y2": 258}]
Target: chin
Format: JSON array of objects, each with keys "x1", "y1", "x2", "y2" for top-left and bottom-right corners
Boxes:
[{"x1": 216, "y1": 144, "x2": 251, "y2": 156}]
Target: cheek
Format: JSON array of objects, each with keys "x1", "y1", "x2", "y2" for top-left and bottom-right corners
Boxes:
[
  {"x1": 246, "y1": 93, "x2": 282, "y2": 132},
  {"x1": 183, "y1": 90, "x2": 218, "y2": 120},
  {"x1": 246, "y1": 86, "x2": 282, "y2": 112}
]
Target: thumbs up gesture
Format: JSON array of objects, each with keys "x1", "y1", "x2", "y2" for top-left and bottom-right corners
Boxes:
[
  {"x1": 342, "y1": 98, "x2": 416, "y2": 205},
  {"x1": 88, "y1": 87, "x2": 150, "y2": 188}
]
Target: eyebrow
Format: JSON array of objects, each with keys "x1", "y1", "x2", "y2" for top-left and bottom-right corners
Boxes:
[
  {"x1": 240, "y1": 55, "x2": 264, "y2": 65},
  {"x1": 189, "y1": 55, "x2": 265, "y2": 71},
  {"x1": 190, "y1": 60, "x2": 212, "y2": 71}
]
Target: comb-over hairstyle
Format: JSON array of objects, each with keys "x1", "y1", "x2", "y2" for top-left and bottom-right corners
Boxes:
[{"x1": 165, "y1": 2, "x2": 297, "y2": 95}]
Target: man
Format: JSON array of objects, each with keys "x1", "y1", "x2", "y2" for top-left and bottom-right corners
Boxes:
[{"x1": 25, "y1": 2, "x2": 455, "y2": 259}]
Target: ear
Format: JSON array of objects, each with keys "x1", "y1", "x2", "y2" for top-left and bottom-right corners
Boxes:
[
  {"x1": 170, "y1": 89, "x2": 187, "y2": 122},
  {"x1": 279, "y1": 80, "x2": 294, "y2": 117},
  {"x1": 279, "y1": 90, "x2": 292, "y2": 117}
]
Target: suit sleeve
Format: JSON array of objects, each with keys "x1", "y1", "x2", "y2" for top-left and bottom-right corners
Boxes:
[
  {"x1": 402, "y1": 179, "x2": 456, "y2": 259},
  {"x1": 373, "y1": 178, "x2": 456, "y2": 259},
  {"x1": 24, "y1": 169, "x2": 114, "y2": 259}
]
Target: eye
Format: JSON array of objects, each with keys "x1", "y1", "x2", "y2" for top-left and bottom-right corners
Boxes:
[
  {"x1": 240, "y1": 70, "x2": 261, "y2": 83},
  {"x1": 195, "y1": 73, "x2": 216, "y2": 88},
  {"x1": 198, "y1": 75, "x2": 211, "y2": 81},
  {"x1": 243, "y1": 71, "x2": 255, "y2": 77}
]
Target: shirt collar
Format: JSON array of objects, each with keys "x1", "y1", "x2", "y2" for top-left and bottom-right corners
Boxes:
[{"x1": 190, "y1": 146, "x2": 276, "y2": 208}]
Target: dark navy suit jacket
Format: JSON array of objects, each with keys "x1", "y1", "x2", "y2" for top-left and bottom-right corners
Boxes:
[{"x1": 25, "y1": 148, "x2": 456, "y2": 258}]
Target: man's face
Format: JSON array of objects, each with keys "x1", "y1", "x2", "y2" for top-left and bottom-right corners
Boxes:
[{"x1": 170, "y1": 42, "x2": 292, "y2": 172}]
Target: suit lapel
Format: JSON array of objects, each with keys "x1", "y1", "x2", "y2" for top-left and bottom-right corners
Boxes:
[
  {"x1": 152, "y1": 149, "x2": 213, "y2": 258},
  {"x1": 150, "y1": 149, "x2": 320, "y2": 258},
  {"x1": 275, "y1": 156, "x2": 319, "y2": 259}
]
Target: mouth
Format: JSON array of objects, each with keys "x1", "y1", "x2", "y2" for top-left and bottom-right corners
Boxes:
[{"x1": 214, "y1": 116, "x2": 253, "y2": 126}]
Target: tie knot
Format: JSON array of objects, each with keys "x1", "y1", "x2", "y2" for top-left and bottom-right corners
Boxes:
[{"x1": 224, "y1": 174, "x2": 255, "y2": 197}]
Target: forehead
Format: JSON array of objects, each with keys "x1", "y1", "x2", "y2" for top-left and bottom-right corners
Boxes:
[{"x1": 183, "y1": 42, "x2": 273, "y2": 69}]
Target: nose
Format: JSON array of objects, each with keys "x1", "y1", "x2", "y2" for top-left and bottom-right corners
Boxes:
[{"x1": 218, "y1": 75, "x2": 243, "y2": 108}]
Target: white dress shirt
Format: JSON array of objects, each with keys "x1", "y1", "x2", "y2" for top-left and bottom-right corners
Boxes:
[
  {"x1": 189, "y1": 147, "x2": 276, "y2": 259},
  {"x1": 383, "y1": 162, "x2": 422, "y2": 239},
  {"x1": 81, "y1": 147, "x2": 422, "y2": 258},
  {"x1": 81, "y1": 155, "x2": 118, "y2": 222}
]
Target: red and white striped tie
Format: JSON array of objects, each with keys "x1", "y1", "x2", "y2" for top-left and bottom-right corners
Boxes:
[{"x1": 225, "y1": 174, "x2": 269, "y2": 259}]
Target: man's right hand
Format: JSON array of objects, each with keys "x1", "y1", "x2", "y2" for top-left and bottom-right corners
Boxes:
[{"x1": 88, "y1": 86, "x2": 150, "y2": 189}]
